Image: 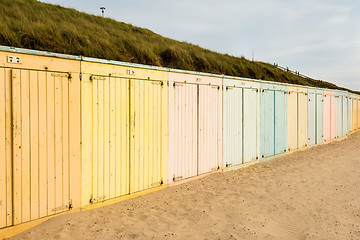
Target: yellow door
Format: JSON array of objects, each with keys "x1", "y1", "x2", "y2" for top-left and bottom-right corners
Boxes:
[
  {"x1": 86, "y1": 76, "x2": 130, "y2": 203},
  {"x1": 0, "y1": 67, "x2": 12, "y2": 229},
  {"x1": 0, "y1": 68, "x2": 76, "y2": 229},
  {"x1": 129, "y1": 79, "x2": 165, "y2": 193},
  {"x1": 82, "y1": 76, "x2": 167, "y2": 203}
]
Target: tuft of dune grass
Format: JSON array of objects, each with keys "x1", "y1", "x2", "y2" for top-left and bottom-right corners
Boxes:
[{"x1": 0, "y1": 0, "x2": 357, "y2": 94}]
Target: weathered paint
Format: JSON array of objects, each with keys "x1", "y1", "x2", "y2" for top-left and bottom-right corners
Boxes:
[
  {"x1": 287, "y1": 86, "x2": 308, "y2": 151},
  {"x1": 355, "y1": 97, "x2": 358, "y2": 130},
  {"x1": 261, "y1": 87, "x2": 275, "y2": 158},
  {"x1": 223, "y1": 84, "x2": 242, "y2": 167},
  {"x1": 353, "y1": 97, "x2": 356, "y2": 131},
  {"x1": 168, "y1": 72, "x2": 222, "y2": 183},
  {"x1": 223, "y1": 79, "x2": 260, "y2": 168},
  {"x1": 330, "y1": 92, "x2": 337, "y2": 139},
  {"x1": 308, "y1": 89, "x2": 316, "y2": 146},
  {"x1": 130, "y1": 79, "x2": 167, "y2": 193},
  {"x1": 1, "y1": 45, "x2": 360, "y2": 233},
  {"x1": 323, "y1": 92, "x2": 331, "y2": 142},
  {"x1": 0, "y1": 50, "x2": 81, "y2": 229},
  {"x1": 308, "y1": 89, "x2": 324, "y2": 145},
  {"x1": 349, "y1": 97, "x2": 353, "y2": 132},
  {"x1": 198, "y1": 84, "x2": 222, "y2": 174},
  {"x1": 81, "y1": 61, "x2": 168, "y2": 206},
  {"x1": 0, "y1": 66, "x2": 12, "y2": 229},
  {"x1": 323, "y1": 90, "x2": 337, "y2": 142},
  {"x1": 275, "y1": 89, "x2": 287, "y2": 154},
  {"x1": 350, "y1": 95, "x2": 357, "y2": 132},
  {"x1": 297, "y1": 87, "x2": 308, "y2": 149},
  {"x1": 336, "y1": 93, "x2": 343, "y2": 138},
  {"x1": 170, "y1": 82, "x2": 198, "y2": 181},
  {"x1": 243, "y1": 82, "x2": 261, "y2": 163},
  {"x1": 287, "y1": 86, "x2": 297, "y2": 151},
  {"x1": 316, "y1": 90, "x2": 324, "y2": 144},
  {"x1": 342, "y1": 94, "x2": 348, "y2": 136},
  {"x1": 260, "y1": 83, "x2": 287, "y2": 159}
]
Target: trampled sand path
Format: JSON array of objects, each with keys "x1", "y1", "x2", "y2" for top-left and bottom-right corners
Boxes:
[{"x1": 10, "y1": 132, "x2": 360, "y2": 240}]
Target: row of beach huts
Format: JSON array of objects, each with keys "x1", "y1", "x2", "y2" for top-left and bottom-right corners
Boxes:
[{"x1": 0, "y1": 46, "x2": 359, "y2": 232}]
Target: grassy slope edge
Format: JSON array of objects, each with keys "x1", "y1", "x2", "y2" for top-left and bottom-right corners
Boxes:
[{"x1": 0, "y1": 0, "x2": 358, "y2": 94}]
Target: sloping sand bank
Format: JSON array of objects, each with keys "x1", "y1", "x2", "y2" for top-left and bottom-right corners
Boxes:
[{"x1": 10, "y1": 132, "x2": 360, "y2": 240}]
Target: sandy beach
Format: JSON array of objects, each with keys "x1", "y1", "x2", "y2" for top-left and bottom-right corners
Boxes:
[{"x1": 9, "y1": 132, "x2": 360, "y2": 240}]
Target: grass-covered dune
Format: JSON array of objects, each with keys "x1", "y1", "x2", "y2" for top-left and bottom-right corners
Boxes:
[{"x1": 0, "y1": 0, "x2": 357, "y2": 93}]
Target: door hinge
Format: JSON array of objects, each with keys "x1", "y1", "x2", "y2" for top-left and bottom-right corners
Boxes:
[
  {"x1": 90, "y1": 75, "x2": 106, "y2": 81},
  {"x1": 151, "y1": 81, "x2": 162, "y2": 85},
  {"x1": 90, "y1": 195, "x2": 106, "y2": 203},
  {"x1": 151, "y1": 181, "x2": 162, "y2": 187},
  {"x1": 51, "y1": 72, "x2": 70, "y2": 78},
  {"x1": 173, "y1": 176, "x2": 183, "y2": 181},
  {"x1": 52, "y1": 201, "x2": 72, "y2": 212},
  {"x1": 173, "y1": 82, "x2": 184, "y2": 87}
]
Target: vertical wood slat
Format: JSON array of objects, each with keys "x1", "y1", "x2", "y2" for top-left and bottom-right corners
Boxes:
[
  {"x1": 144, "y1": 82, "x2": 149, "y2": 190},
  {"x1": 176, "y1": 85, "x2": 181, "y2": 179},
  {"x1": 38, "y1": 71, "x2": 47, "y2": 218},
  {"x1": 198, "y1": 86, "x2": 203, "y2": 174},
  {"x1": 155, "y1": 82, "x2": 160, "y2": 184},
  {"x1": 46, "y1": 72, "x2": 55, "y2": 215},
  {"x1": 0, "y1": 68, "x2": 14, "y2": 228},
  {"x1": 68, "y1": 69, "x2": 81, "y2": 210},
  {"x1": 109, "y1": 77, "x2": 116, "y2": 199},
  {"x1": 92, "y1": 79, "x2": 98, "y2": 200},
  {"x1": 148, "y1": 82, "x2": 153, "y2": 188},
  {"x1": 185, "y1": 85, "x2": 190, "y2": 175},
  {"x1": 97, "y1": 80, "x2": 104, "y2": 199},
  {"x1": 20, "y1": 70, "x2": 31, "y2": 223},
  {"x1": 0, "y1": 67, "x2": 7, "y2": 228},
  {"x1": 12, "y1": 69, "x2": 22, "y2": 225},
  {"x1": 136, "y1": 81, "x2": 141, "y2": 191},
  {"x1": 54, "y1": 75, "x2": 63, "y2": 213},
  {"x1": 115, "y1": 79, "x2": 121, "y2": 197},
  {"x1": 143, "y1": 84, "x2": 152, "y2": 188},
  {"x1": 134, "y1": 80, "x2": 140, "y2": 192},
  {"x1": 29, "y1": 71, "x2": 39, "y2": 220},
  {"x1": 80, "y1": 74, "x2": 93, "y2": 205},
  {"x1": 5, "y1": 69, "x2": 13, "y2": 226},
  {"x1": 120, "y1": 79, "x2": 129, "y2": 196},
  {"x1": 139, "y1": 81, "x2": 144, "y2": 191},
  {"x1": 162, "y1": 79, "x2": 168, "y2": 185},
  {"x1": 129, "y1": 80, "x2": 135, "y2": 193},
  {"x1": 154, "y1": 82, "x2": 160, "y2": 185},
  {"x1": 62, "y1": 76, "x2": 69, "y2": 210},
  {"x1": 103, "y1": 77, "x2": 110, "y2": 199},
  {"x1": 183, "y1": 85, "x2": 188, "y2": 175}
]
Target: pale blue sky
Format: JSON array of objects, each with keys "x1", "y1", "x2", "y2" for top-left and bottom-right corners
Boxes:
[{"x1": 40, "y1": 0, "x2": 360, "y2": 91}]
